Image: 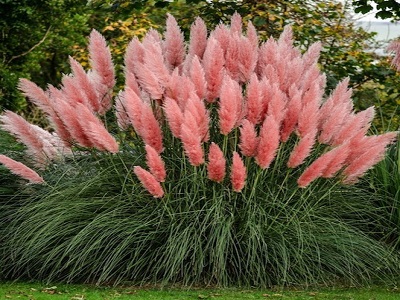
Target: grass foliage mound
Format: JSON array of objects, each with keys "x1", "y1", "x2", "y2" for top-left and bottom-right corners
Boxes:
[{"x1": 0, "y1": 14, "x2": 399, "y2": 286}]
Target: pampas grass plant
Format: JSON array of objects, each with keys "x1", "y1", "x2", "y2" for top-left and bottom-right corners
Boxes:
[{"x1": 0, "y1": 14, "x2": 398, "y2": 286}]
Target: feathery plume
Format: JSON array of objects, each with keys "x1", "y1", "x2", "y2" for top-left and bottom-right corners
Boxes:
[
  {"x1": 133, "y1": 166, "x2": 164, "y2": 198},
  {"x1": 238, "y1": 36, "x2": 258, "y2": 82},
  {"x1": 163, "y1": 97, "x2": 184, "y2": 138},
  {"x1": 239, "y1": 119, "x2": 259, "y2": 157},
  {"x1": 189, "y1": 55, "x2": 208, "y2": 100},
  {"x1": 219, "y1": 75, "x2": 241, "y2": 135},
  {"x1": 188, "y1": 17, "x2": 208, "y2": 59},
  {"x1": 207, "y1": 142, "x2": 226, "y2": 183},
  {"x1": 281, "y1": 85, "x2": 302, "y2": 142},
  {"x1": 343, "y1": 132, "x2": 397, "y2": 184},
  {"x1": 164, "y1": 14, "x2": 185, "y2": 69},
  {"x1": 245, "y1": 74, "x2": 262, "y2": 124},
  {"x1": 297, "y1": 85, "x2": 321, "y2": 138},
  {"x1": 145, "y1": 144, "x2": 166, "y2": 182},
  {"x1": 143, "y1": 38, "x2": 171, "y2": 87},
  {"x1": 185, "y1": 93, "x2": 210, "y2": 142},
  {"x1": 69, "y1": 56, "x2": 100, "y2": 112},
  {"x1": 125, "y1": 37, "x2": 145, "y2": 73},
  {"x1": 140, "y1": 102, "x2": 164, "y2": 153},
  {"x1": 255, "y1": 116, "x2": 281, "y2": 169},
  {"x1": 88, "y1": 29, "x2": 115, "y2": 113},
  {"x1": 135, "y1": 63, "x2": 164, "y2": 100},
  {"x1": 114, "y1": 91, "x2": 131, "y2": 130},
  {"x1": 287, "y1": 129, "x2": 317, "y2": 168},
  {"x1": 246, "y1": 21, "x2": 258, "y2": 49},
  {"x1": 202, "y1": 37, "x2": 225, "y2": 102},
  {"x1": 18, "y1": 79, "x2": 53, "y2": 115},
  {"x1": 231, "y1": 151, "x2": 247, "y2": 192},
  {"x1": 0, "y1": 155, "x2": 44, "y2": 184},
  {"x1": 230, "y1": 12, "x2": 242, "y2": 35},
  {"x1": 225, "y1": 35, "x2": 240, "y2": 81},
  {"x1": 76, "y1": 103, "x2": 119, "y2": 153},
  {"x1": 180, "y1": 111, "x2": 204, "y2": 166}
]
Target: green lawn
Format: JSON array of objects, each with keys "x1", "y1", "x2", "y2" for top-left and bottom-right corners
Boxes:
[{"x1": 2, "y1": 282, "x2": 400, "y2": 300}]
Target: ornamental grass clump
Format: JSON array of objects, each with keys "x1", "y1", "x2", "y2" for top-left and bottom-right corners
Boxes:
[{"x1": 0, "y1": 14, "x2": 398, "y2": 286}]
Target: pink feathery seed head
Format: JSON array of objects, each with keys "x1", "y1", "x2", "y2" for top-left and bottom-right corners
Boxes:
[
  {"x1": 231, "y1": 151, "x2": 247, "y2": 192},
  {"x1": 255, "y1": 115, "x2": 281, "y2": 169},
  {"x1": 297, "y1": 94, "x2": 320, "y2": 138},
  {"x1": 219, "y1": 75, "x2": 240, "y2": 135},
  {"x1": 343, "y1": 132, "x2": 397, "y2": 184},
  {"x1": 302, "y1": 42, "x2": 322, "y2": 69},
  {"x1": 125, "y1": 70, "x2": 141, "y2": 96},
  {"x1": 140, "y1": 102, "x2": 164, "y2": 154},
  {"x1": 115, "y1": 91, "x2": 131, "y2": 130},
  {"x1": 69, "y1": 56, "x2": 100, "y2": 112},
  {"x1": 287, "y1": 129, "x2": 317, "y2": 168},
  {"x1": 278, "y1": 25, "x2": 294, "y2": 49},
  {"x1": 143, "y1": 38, "x2": 171, "y2": 87},
  {"x1": 281, "y1": 85, "x2": 302, "y2": 142},
  {"x1": 239, "y1": 119, "x2": 259, "y2": 157},
  {"x1": 322, "y1": 142, "x2": 351, "y2": 178},
  {"x1": 331, "y1": 106, "x2": 375, "y2": 146},
  {"x1": 165, "y1": 68, "x2": 182, "y2": 102},
  {"x1": 145, "y1": 144, "x2": 166, "y2": 182},
  {"x1": 246, "y1": 74, "x2": 262, "y2": 124},
  {"x1": 76, "y1": 103, "x2": 119, "y2": 153},
  {"x1": 185, "y1": 92, "x2": 210, "y2": 142},
  {"x1": 88, "y1": 29, "x2": 115, "y2": 91},
  {"x1": 143, "y1": 29, "x2": 162, "y2": 47},
  {"x1": 211, "y1": 23, "x2": 231, "y2": 53},
  {"x1": 230, "y1": 12, "x2": 242, "y2": 35},
  {"x1": 0, "y1": 155, "x2": 45, "y2": 184},
  {"x1": 133, "y1": 166, "x2": 164, "y2": 198},
  {"x1": 388, "y1": 40, "x2": 400, "y2": 71},
  {"x1": 125, "y1": 37, "x2": 145, "y2": 73},
  {"x1": 123, "y1": 87, "x2": 144, "y2": 136},
  {"x1": 318, "y1": 77, "x2": 352, "y2": 128},
  {"x1": 256, "y1": 38, "x2": 277, "y2": 77},
  {"x1": 266, "y1": 83, "x2": 287, "y2": 125},
  {"x1": 202, "y1": 37, "x2": 225, "y2": 102},
  {"x1": 135, "y1": 63, "x2": 164, "y2": 100},
  {"x1": 207, "y1": 142, "x2": 226, "y2": 183},
  {"x1": 163, "y1": 97, "x2": 184, "y2": 138},
  {"x1": 246, "y1": 21, "x2": 258, "y2": 49},
  {"x1": 318, "y1": 102, "x2": 351, "y2": 145},
  {"x1": 189, "y1": 55, "x2": 208, "y2": 100},
  {"x1": 164, "y1": 13, "x2": 185, "y2": 70},
  {"x1": 18, "y1": 78, "x2": 53, "y2": 115},
  {"x1": 61, "y1": 75, "x2": 86, "y2": 107},
  {"x1": 225, "y1": 34, "x2": 241, "y2": 81},
  {"x1": 188, "y1": 17, "x2": 208, "y2": 59},
  {"x1": 180, "y1": 111, "x2": 204, "y2": 166},
  {"x1": 238, "y1": 36, "x2": 258, "y2": 82}
]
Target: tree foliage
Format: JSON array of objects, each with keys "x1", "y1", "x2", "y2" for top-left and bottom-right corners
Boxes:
[{"x1": 353, "y1": 0, "x2": 400, "y2": 20}]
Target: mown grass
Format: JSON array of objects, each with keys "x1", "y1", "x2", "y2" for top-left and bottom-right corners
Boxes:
[{"x1": 2, "y1": 282, "x2": 400, "y2": 300}]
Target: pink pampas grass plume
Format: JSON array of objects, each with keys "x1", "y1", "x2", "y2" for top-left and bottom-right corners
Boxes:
[
  {"x1": 163, "y1": 97, "x2": 184, "y2": 138},
  {"x1": 266, "y1": 83, "x2": 287, "y2": 125},
  {"x1": 88, "y1": 29, "x2": 115, "y2": 114},
  {"x1": 230, "y1": 12, "x2": 242, "y2": 35},
  {"x1": 125, "y1": 37, "x2": 145, "y2": 73},
  {"x1": 343, "y1": 132, "x2": 397, "y2": 184},
  {"x1": 76, "y1": 103, "x2": 119, "y2": 153},
  {"x1": 219, "y1": 75, "x2": 241, "y2": 135},
  {"x1": 135, "y1": 63, "x2": 164, "y2": 100},
  {"x1": 207, "y1": 142, "x2": 226, "y2": 183},
  {"x1": 246, "y1": 74, "x2": 262, "y2": 124},
  {"x1": 145, "y1": 144, "x2": 166, "y2": 182},
  {"x1": 140, "y1": 102, "x2": 164, "y2": 154},
  {"x1": 164, "y1": 14, "x2": 185, "y2": 69},
  {"x1": 287, "y1": 129, "x2": 317, "y2": 168},
  {"x1": 133, "y1": 166, "x2": 164, "y2": 198},
  {"x1": 255, "y1": 116, "x2": 281, "y2": 169},
  {"x1": 143, "y1": 38, "x2": 171, "y2": 87},
  {"x1": 123, "y1": 87, "x2": 144, "y2": 136},
  {"x1": 238, "y1": 36, "x2": 258, "y2": 82},
  {"x1": 125, "y1": 71, "x2": 140, "y2": 97},
  {"x1": 225, "y1": 35, "x2": 240, "y2": 81},
  {"x1": 69, "y1": 56, "x2": 100, "y2": 112},
  {"x1": 188, "y1": 17, "x2": 208, "y2": 59},
  {"x1": 297, "y1": 142, "x2": 350, "y2": 188},
  {"x1": 297, "y1": 85, "x2": 321, "y2": 138},
  {"x1": 331, "y1": 107, "x2": 375, "y2": 146},
  {"x1": 180, "y1": 111, "x2": 204, "y2": 166},
  {"x1": 318, "y1": 101, "x2": 351, "y2": 145},
  {"x1": 185, "y1": 93, "x2": 210, "y2": 142},
  {"x1": 202, "y1": 37, "x2": 225, "y2": 102},
  {"x1": 231, "y1": 151, "x2": 247, "y2": 192},
  {"x1": 0, "y1": 155, "x2": 44, "y2": 184},
  {"x1": 239, "y1": 119, "x2": 259, "y2": 157},
  {"x1": 189, "y1": 55, "x2": 208, "y2": 100},
  {"x1": 388, "y1": 40, "x2": 400, "y2": 71},
  {"x1": 246, "y1": 21, "x2": 258, "y2": 49},
  {"x1": 281, "y1": 85, "x2": 302, "y2": 142},
  {"x1": 18, "y1": 79, "x2": 53, "y2": 116}
]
